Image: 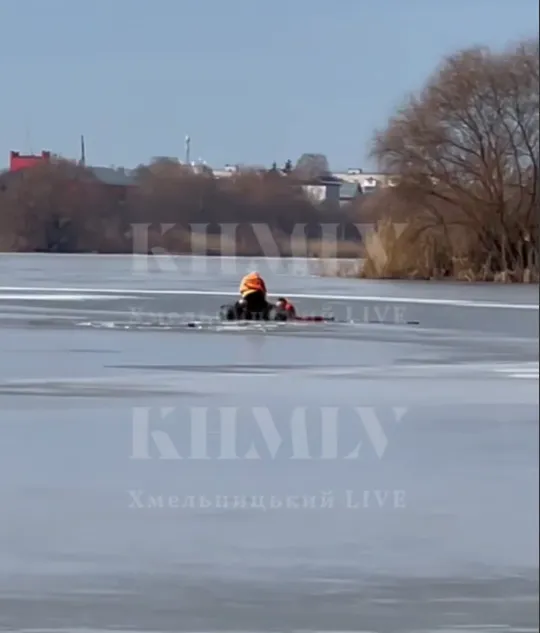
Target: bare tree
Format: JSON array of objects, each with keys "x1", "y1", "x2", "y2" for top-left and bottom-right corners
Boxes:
[
  {"x1": 294, "y1": 153, "x2": 331, "y2": 180},
  {"x1": 371, "y1": 37, "x2": 539, "y2": 278},
  {"x1": 0, "y1": 161, "x2": 99, "y2": 251},
  {"x1": 0, "y1": 154, "x2": 359, "y2": 256}
]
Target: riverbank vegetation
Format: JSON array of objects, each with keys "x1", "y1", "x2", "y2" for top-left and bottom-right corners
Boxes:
[
  {"x1": 0, "y1": 38, "x2": 537, "y2": 282},
  {"x1": 0, "y1": 157, "x2": 362, "y2": 258},
  {"x1": 354, "y1": 37, "x2": 539, "y2": 283}
]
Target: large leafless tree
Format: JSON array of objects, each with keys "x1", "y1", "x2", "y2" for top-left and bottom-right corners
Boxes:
[{"x1": 370, "y1": 38, "x2": 539, "y2": 276}]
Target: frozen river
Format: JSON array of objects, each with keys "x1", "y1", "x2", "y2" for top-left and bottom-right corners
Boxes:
[{"x1": 0, "y1": 254, "x2": 538, "y2": 632}]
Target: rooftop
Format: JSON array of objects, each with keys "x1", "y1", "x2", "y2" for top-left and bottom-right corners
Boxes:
[{"x1": 89, "y1": 166, "x2": 137, "y2": 187}]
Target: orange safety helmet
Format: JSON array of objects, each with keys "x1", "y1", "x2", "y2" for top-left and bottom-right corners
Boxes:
[{"x1": 239, "y1": 271, "x2": 266, "y2": 296}]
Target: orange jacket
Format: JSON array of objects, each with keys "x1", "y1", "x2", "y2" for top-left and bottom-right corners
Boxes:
[{"x1": 239, "y1": 272, "x2": 267, "y2": 297}]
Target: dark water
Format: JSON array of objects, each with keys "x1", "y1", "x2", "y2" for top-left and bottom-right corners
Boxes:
[{"x1": 0, "y1": 254, "x2": 538, "y2": 632}]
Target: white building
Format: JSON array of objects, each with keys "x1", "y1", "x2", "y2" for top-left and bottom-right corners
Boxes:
[
  {"x1": 334, "y1": 168, "x2": 399, "y2": 191},
  {"x1": 302, "y1": 182, "x2": 341, "y2": 206}
]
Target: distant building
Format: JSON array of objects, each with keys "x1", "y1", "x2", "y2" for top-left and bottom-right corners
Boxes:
[
  {"x1": 1, "y1": 150, "x2": 137, "y2": 202},
  {"x1": 10, "y1": 150, "x2": 51, "y2": 172},
  {"x1": 335, "y1": 168, "x2": 399, "y2": 191},
  {"x1": 2, "y1": 153, "x2": 396, "y2": 208},
  {"x1": 300, "y1": 174, "x2": 343, "y2": 209},
  {"x1": 5, "y1": 150, "x2": 137, "y2": 186},
  {"x1": 87, "y1": 166, "x2": 137, "y2": 187},
  {"x1": 212, "y1": 163, "x2": 268, "y2": 178},
  {"x1": 338, "y1": 182, "x2": 362, "y2": 206},
  {"x1": 209, "y1": 164, "x2": 397, "y2": 205},
  {"x1": 303, "y1": 182, "x2": 340, "y2": 205}
]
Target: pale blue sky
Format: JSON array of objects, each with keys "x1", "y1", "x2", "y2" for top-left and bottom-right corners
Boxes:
[{"x1": 1, "y1": 0, "x2": 538, "y2": 171}]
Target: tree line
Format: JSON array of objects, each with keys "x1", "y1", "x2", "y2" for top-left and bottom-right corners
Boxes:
[{"x1": 0, "y1": 155, "x2": 360, "y2": 256}]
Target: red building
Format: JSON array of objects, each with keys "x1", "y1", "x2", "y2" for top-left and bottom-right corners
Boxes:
[
  {"x1": 9, "y1": 150, "x2": 51, "y2": 172},
  {"x1": 5, "y1": 150, "x2": 136, "y2": 192}
]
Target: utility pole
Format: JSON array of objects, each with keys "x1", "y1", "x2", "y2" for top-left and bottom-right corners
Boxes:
[
  {"x1": 185, "y1": 135, "x2": 191, "y2": 165},
  {"x1": 80, "y1": 135, "x2": 86, "y2": 166}
]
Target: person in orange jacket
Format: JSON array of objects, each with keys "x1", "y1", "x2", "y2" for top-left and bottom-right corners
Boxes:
[{"x1": 238, "y1": 271, "x2": 268, "y2": 316}]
